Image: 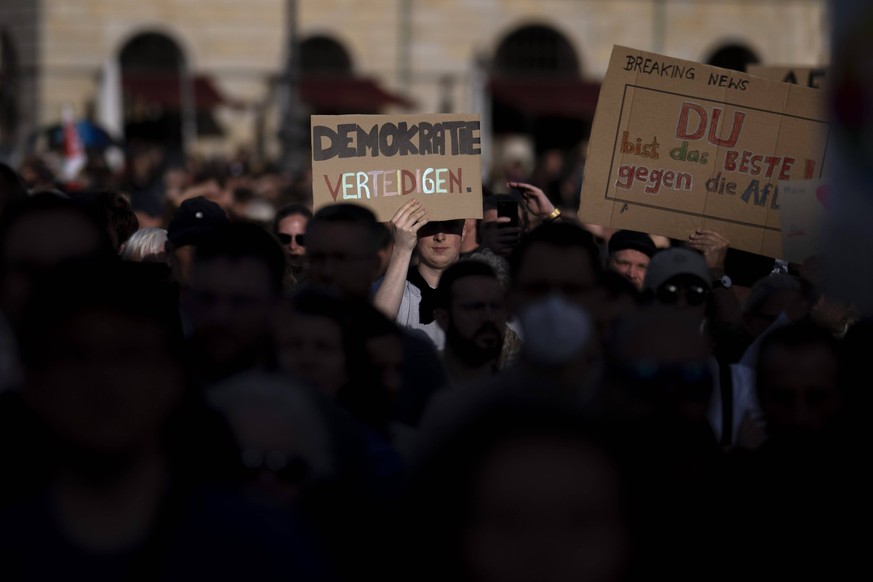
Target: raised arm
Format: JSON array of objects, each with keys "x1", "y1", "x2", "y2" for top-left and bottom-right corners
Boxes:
[
  {"x1": 373, "y1": 199, "x2": 428, "y2": 320},
  {"x1": 687, "y1": 228, "x2": 741, "y2": 326},
  {"x1": 508, "y1": 181, "x2": 581, "y2": 227}
]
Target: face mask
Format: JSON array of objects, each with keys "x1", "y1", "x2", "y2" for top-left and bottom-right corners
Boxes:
[{"x1": 517, "y1": 294, "x2": 593, "y2": 366}]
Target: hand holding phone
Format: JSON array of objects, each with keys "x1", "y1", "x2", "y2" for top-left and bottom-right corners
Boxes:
[{"x1": 496, "y1": 199, "x2": 520, "y2": 229}]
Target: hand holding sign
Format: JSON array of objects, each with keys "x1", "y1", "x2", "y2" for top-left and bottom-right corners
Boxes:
[
  {"x1": 390, "y1": 198, "x2": 429, "y2": 252},
  {"x1": 687, "y1": 229, "x2": 730, "y2": 270}
]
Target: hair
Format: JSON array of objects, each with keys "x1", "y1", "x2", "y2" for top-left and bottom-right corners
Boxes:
[
  {"x1": 434, "y1": 258, "x2": 499, "y2": 310},
  {"x1": 508, "y1": 221, "x2": 603, "y2": 286},
  {"x1": 72, "y1": 190, "x2": 140, "y2": 250},
  {"x1": 273, "y1": 202, "x2": 313, "y2": 233},
  {"x1": 0, "y1": 189, "x2": 117, "y2": 263},
  {"x1": 400, "y1": 399, "x2": 639, "y2": 582},
  {"x1": 307, "y1": 203, "x2": 383, "y2": 254},
  {"x1": 194, "y1": 222, "x2": 288, "y2": 294},
  {"x1": 17, "y1": 257, "x2": 183, "y2": 367},
  {"x1": 463, "y1": 248, "x2": 510, "y2": 290},
  {"x1": 754, "y1": 319, "x2": 840, "y2": 386},
  {"x1": 741, "y1": 273, "x2": 803, "y2": 316},
  {"x1": 122, "y1": 227, "x2": 169, "y2": 262}
]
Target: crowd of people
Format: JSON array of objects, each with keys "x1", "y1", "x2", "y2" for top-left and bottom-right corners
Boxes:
[{"x1": 0, "y1": 142, "x2": 866, "y2": 581}]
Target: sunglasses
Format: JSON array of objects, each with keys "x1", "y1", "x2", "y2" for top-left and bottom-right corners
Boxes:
[
  {"x1": 417, "y1": 219, "x2": 465, "y2": 238},
  {"x1": 276, "y1": 233, "x2": 305, "y2": 246},
  {"x1": 241, "y1": 449, "x2": 309, "y2": 485},
  {"x1": 656, "y1": 282, "x2": 709, "y2": 306}
]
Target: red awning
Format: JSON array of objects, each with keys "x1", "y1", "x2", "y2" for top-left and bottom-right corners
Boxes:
[
  {"x1": 488, "y1": 77, "x2": 601, "y2": 120},
  {"x1": 122, "y1": 73, "x2": 231, "y2": 109},
  {"x1": 299, "y1": 76, "x2": 415, "y2": 112}
]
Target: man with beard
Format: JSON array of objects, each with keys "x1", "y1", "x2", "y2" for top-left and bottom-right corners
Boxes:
[{"x1": 434, "y1": 260, "x2": 519, "y2": 382}]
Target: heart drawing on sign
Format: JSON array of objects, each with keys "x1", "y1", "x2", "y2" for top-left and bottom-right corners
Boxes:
[{"x1": 816, "y1": 184, "x2": 829, "y2": 208}]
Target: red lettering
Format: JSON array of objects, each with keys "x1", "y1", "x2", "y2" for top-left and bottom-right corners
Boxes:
[
  {"x1": 676, "y1": 102, "x2": 707, "y2": 141},
  {"x1": 324, "y1": 174, "x2": 343, "y2": 201},
  {"x1": 708, "y1": 109, "x2": 745, "y2": 148}
]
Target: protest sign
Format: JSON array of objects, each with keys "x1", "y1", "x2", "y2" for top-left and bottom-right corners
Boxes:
[
  {"x1": 777, "y1": 178, "x2": 827, "y2": 264},
  {"x1": 579, "y1": 46, "x2": 830, "y2": 258},
  {"x1": 310, "y1": 113, "x2": 483, "y2": 222},
  {"x1": 746, "y1": 65, "x2": 828, "y2": 89}
]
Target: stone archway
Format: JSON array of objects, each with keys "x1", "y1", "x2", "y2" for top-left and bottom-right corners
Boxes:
[{"x1": 119, "y1": 31, "x2": 190, "y2": 152}]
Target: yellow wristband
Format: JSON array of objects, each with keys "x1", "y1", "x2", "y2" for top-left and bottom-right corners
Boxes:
[{"x1": 545, "y1": 207, "x2": 562, "y2": 221}]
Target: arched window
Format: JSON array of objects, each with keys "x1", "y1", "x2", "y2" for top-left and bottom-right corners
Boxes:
[
  {"x1": 489, "y1": 25, "x2": 592, "y2": 156},
  {"x1": 119, "y1": 32, "x2": 187, "y2": 147},
  {"x1": 706, "y1": 44, "x2": 760, "y2": 72},
  {"x1": 299, "y1": 36, "x2": 353, "y2": 76},
  {"x1": 493, "y1": 25, "x2": 580, "y2": 78},
  {"x1": 119, "y1": 32, "x2": 226, "y2": 149}
]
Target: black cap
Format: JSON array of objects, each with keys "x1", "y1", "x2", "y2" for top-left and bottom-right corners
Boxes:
[
  {"x1": 166, "y1": 196, "x2": 229, "y2": 248},
  {"x1": 607, "y1": 229, "x2": 658, "y2": 258}
]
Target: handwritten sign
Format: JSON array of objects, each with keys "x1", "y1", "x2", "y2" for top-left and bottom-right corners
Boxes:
[
  {"x1": 310, "y1": 113, "x2": 483, "y2": 222},
  {"x1": 746, "y1": 65, "x2": 828, "y2": 89},
  {"x1": 579, "y1": 46, "x2": 830, "y2": 258},
  {"x1": 777, "y1": 178, "x2": 828, "y2": 264}
]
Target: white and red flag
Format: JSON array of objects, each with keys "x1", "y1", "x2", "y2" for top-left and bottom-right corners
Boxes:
[{"x1": 60, "y1": 104, "x2": 86, "y2": 186}]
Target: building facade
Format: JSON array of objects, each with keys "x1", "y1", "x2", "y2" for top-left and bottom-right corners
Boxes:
[{"x1": 0, "y1": 0, "x2": 829, "y2": 175}]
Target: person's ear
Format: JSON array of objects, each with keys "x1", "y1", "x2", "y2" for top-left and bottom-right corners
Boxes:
[{"x1": 435, "y1": 307, "x2": 449, "y2": 331}]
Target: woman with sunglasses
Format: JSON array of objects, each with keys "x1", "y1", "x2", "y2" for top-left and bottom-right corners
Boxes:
[{"x1": 273, "y1": 203, "x2": 313, "y2": 281}]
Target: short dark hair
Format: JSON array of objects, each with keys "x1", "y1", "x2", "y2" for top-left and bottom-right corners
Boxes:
[
  {"x1": 0, "y1": 189, "x2": 116, "y2": 262},
  {"x1": 434, "y1": 259, "x2": 499, "y2": 310},
  {"x1": 273, "y1": 203, "x2": 313, "y2": 233},
  {"x1": 72, "y1": 190, "x2": 140, "y2": 249},
  {"x1": 755, "y1": 320, "x2": 840, "y2": 385},
  {"x1": 307, "y1": 203, "x2": 383, "y2": 254},
  {"x1": 194, "y1": 222, "x2": 288, "y2": 294},
  {"x1": 508, "y1": 222, "x2": 603, "y2": 287}
]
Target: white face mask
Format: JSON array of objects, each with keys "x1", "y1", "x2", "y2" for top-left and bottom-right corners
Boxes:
[{"x1": 517, "y1": 294, "x2": 594, "y2": 366}]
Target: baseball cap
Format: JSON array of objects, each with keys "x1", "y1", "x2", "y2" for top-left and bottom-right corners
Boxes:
[
  {"x1": 608, "y1": 229, "x2": 658, "y2": 258},
  {"x1": 166, "y1": 196, "x2": 229, "y2": 248},
  {"x1": 643, "y1": 246, "x2": 711, "y2": 291}
]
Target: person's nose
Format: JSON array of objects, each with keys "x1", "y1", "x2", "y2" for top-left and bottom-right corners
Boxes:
[{"x1": 433, "y1": 230, "x2": 446, "y2": 242}]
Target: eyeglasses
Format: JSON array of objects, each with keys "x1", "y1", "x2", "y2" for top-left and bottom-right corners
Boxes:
[
  {"x1": 656, "y1": 283, "x2": 709, "y2": 306},
  {"x1": 241, "y1": 449, "x2": 308, "y2": 485},
  {"x1": 277, "y1": 233, "x2": 305, "y2": 246}
]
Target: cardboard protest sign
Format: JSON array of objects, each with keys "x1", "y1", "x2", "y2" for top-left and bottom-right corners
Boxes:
[
  {"x1": 746, "y1": 65, "x2": 827, "y2": 89},
  {"x1": 777, "y1": 178, "x2": 828, "y2": 264},
  {"x1": 579, "y1": 46, "x2": 830, "y2": 258},
  {"x1": 311, "y1": 113, "x2": 483, "y2": 222}
]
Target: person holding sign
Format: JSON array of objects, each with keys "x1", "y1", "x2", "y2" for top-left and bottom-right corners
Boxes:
[{"x1": 373, "y1": 199, "x2": 467, "y2": 350}]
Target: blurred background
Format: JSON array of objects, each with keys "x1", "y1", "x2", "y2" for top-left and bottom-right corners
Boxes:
[{"x1": 0, "y1": 0, "x2": 829, "y2": 211}]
